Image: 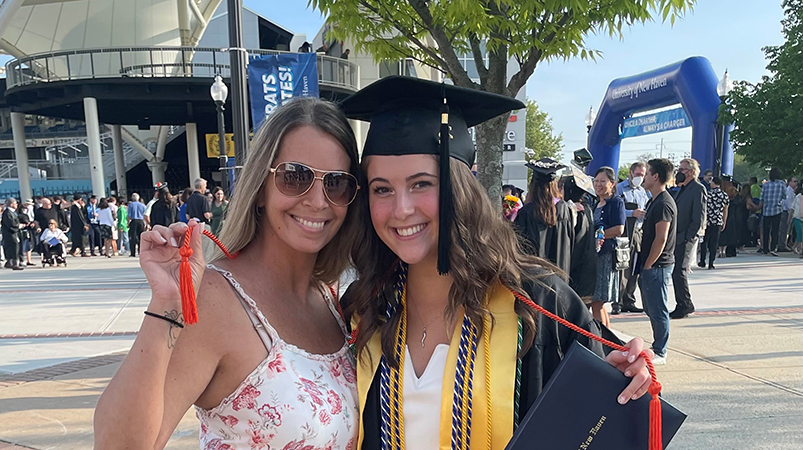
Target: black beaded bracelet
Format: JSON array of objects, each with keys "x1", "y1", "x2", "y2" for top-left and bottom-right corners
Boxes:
[{"x1": 144, "y1": 311, "x2": 185, "y2": 328}]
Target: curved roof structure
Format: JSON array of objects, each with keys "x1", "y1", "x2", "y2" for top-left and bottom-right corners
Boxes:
[{"x1": 0, "y1": 0, "x2": 221, "y2": 58}]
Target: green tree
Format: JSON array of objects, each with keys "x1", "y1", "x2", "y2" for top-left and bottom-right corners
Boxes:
[
  {"x1": 311, "y1": 0, "x2": 695, "y2": 205},
  {"x1": 524, "y1": 100, "x2": 563, "y2": 161},
  {"x1": 618, "y1": 164, "x2": 630, "y2": 181},
  {"x1": 724, "y1": 0, "x2": 802, "y2": 177},
  {"x1": 732, "y1": 153, "x2": 768, "y2": 184}
]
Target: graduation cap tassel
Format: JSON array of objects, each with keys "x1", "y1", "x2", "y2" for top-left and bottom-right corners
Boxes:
[{"x1": 437, "y1": 84, "x2": 453, "y2": 275}]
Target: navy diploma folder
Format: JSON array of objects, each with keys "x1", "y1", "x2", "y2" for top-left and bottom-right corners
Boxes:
[{"x1": 505, "y1": 342, "x2": 686, "y2": 450}]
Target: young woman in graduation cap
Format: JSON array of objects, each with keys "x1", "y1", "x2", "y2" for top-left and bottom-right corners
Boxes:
[
  {"x1": 514, "y1": 158, "x2": 575, "y2": 275},
  {"x1": 340, "y1": 76, "x2": 656, "y2": 450}
]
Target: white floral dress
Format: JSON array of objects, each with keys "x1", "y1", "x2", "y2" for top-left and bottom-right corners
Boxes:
[{"x1": 196, "y1": 265, "x2": 358, "y2": 450}]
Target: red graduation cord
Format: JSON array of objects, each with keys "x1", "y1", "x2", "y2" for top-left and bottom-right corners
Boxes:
[
  {"x1": 178, "y1": 224, "x2": 238, "y2": 325},
  {"x1": 338, "y1": 285, "x2": 663, "y2": 450},
  {"x1": 507, "y1": 289, "x2": 663, "y2": 450},
  {"x1": 181, "y1": 231, "x2": 663, "y2": 450}
]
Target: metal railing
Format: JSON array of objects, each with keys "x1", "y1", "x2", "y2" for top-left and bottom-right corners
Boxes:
[{"x1": 5, "y1": 46, "x2": 359, "y2": 92}]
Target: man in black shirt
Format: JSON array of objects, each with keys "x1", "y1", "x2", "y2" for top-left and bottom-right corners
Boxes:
[
  {"x1": 638, "y1": 158, "x2": 677, "y2": 365},
  {"x1": 185, "y1": 178, "x2": 212, "y2": 224},
  {"x1": 34, "y1": 197, "x2": 60, "y2": 232}
]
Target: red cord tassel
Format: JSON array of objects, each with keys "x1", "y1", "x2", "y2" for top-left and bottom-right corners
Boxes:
[
  {"x1": 178, "y1": 224, "x2": 237, "y2": 325},
  {"x1": 649, "y1": 381, "x2": 663, "y2": 450},
  {"x1": 179, "y1": 226, "x2": 198, "y2": 325}
]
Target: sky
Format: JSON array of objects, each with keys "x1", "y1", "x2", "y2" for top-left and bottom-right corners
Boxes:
[{"x1": 254, "y1": 0, "x2": 786, "y2": 166}]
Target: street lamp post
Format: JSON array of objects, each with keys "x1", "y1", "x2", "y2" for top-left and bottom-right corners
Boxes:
[
  {"x1": 211, "y1": 74, "x2": 229, "y2": 194},
  {"x1": 715, "y1": 69, "x2": 734, "y2": 176},
  {"x1": 584, "y1": 106, "x2": 596, "y2": 134}
]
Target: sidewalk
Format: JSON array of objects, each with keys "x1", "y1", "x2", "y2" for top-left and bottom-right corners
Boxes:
[{"x1": 0, "y1": 252, "x2": 801, "y2": 448}]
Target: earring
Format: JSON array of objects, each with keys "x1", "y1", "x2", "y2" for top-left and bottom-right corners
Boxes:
[{"x1": 256, "y1": 206, "x2": 265, "y2": 216}]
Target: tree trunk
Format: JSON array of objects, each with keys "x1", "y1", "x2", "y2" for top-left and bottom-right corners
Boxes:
[{"x1": 475, "y1": 114, "x2": 510, "y2": 209}]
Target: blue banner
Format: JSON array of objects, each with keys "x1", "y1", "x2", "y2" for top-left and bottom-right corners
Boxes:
[
  {"x1": 248, "y1": 53, "x2": 319, "y2": 129},
  {"x1": 621, "y1": 107, "x2": 691, "y2": 139}
]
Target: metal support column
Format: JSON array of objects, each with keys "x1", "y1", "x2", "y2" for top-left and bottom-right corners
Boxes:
[
  {"x1": 111, "y1": 125, "x2": 127, "y2": 198},
  {"x1": 147, "y1": 161, "x2": 168, "y2": 185},
  {"x1": 227, "y1": 0, "x2": 250, "y2": 167},
  {"x1": 10, "y1": 112, "x2": 31, "y2": 201},
  {"x1": 83, "y1": 97, "x2": 106, "y2": 197},
  {"x1": 186, "y1": 122, "x2": 201, "y2": 185}
]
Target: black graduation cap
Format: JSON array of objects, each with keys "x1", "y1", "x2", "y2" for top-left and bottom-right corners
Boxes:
[
  {"x1": 565, "y1": 163, "x2": 596, "y2": 198},
  {"x1": 573, "y1": 148, "x2": 593, "y2": 169},
  {"x1": 525, "y1": 158, "x2": 566, "y2": 182},
  {"x1": 341, "y1": 76, "x2": 524, "y2": 274}
]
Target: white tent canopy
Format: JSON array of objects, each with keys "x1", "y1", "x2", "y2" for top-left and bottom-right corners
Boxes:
[{"x1": 0, "y1": 0, "x2": 222, "y2": 58}]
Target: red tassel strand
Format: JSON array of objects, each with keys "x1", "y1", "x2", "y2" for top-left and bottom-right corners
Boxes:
[
  {"x1": 178, "y1": 224, "x2": 237, "y2": 325},
  {"x1": 649, "y1": 381, "x2": 663, "y2": 450}
]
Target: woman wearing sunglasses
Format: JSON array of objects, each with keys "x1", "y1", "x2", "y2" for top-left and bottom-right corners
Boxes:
[
  {"x1": 340, "y1": 77, "x2": 655, "y2": 450},
  {"x1": 95, "y1": 98, "x2": 363, "y2": 449}
]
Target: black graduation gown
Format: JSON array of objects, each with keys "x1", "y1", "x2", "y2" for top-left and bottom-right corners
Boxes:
[
  {"x1": 346, "y1": 274, "x2": 607, "y2": 449},
  {"x1": 150, "y1": 201, "x2": 178, "y2": 228},
  {"x1": 569, "y1": 202, "x2": 597, "y2": 299},
  {"x1": 514, "y1": 201, "x2": 574, "y2": 275},
  {"x1": 1, "y1": 208, "x2": 21, "y2": 259},
  {"x1": 722, "y1": 196, "x2": 750, "y2": 248},
  {"x1": 70, "y1": 204, "x2": 89, "y2": 235}
]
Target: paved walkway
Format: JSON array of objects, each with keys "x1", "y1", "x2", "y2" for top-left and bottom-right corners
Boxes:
[{"x1": 0, "y1": 251, "x2": 800, "y2": 448}]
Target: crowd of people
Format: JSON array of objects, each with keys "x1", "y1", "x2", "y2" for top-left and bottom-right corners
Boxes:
[
  {"x1": 0, "y1": 178, "x2": 228, "y2": 269},
  {"x1": 509, "y1": 156, "x2": 802, "y2": 366}
]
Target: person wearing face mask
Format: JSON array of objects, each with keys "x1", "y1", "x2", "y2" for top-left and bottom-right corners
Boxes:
[
  {"x1": 613, "y1": 161, "x2": 650, "y2": 315},
  {"x1": 669, "y1": 158, "x2": 707, "y2": 319}
]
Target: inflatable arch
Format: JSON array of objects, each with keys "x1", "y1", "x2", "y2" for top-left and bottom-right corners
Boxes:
[{"x1": 587, "y1": 57, "x2": 733, "y2": 176}]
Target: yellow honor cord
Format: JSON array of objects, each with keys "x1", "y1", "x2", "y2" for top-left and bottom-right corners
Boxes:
[
  {"x1": 483, "y1": 313, "x2": 492, "y2": 450},
  {"x1": 388, "y1": 287, "x2": 407, "y2": 450}
]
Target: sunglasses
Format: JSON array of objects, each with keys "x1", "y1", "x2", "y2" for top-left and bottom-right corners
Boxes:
[{"x1": 270, "y1": 162, "x2": 360, "y2": 206}]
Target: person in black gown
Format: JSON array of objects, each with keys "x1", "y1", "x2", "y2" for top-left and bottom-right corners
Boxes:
[
  {"x1": 514, "y1": 158, "x2": 574, "y2": 275},
  {"x1": 562, "y1": 165, "x2": 598, "y2": 301}
]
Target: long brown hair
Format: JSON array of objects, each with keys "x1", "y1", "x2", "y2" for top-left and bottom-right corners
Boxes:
[
  {"x1": 525, "y1": 176, "x2": 559, "y2": 227},
  {"x1": 347, "y1": 158, "x2": 555, "y2": 367},
  {"x1": 213, "y1": 97, "x2": 363, "y2": 285}
]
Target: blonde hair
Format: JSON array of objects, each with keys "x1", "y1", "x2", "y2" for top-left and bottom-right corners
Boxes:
[{"x1": 213, "y1": 97, "x2": 363, "y2": 285}]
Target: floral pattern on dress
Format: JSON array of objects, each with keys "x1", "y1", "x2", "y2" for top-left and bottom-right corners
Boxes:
[
  {"x1": 197, "y1": 267, "x2": 357, "y2": 450},
  {"x1": 231, "y1": 384, "x2": 261, "y2": 412}
]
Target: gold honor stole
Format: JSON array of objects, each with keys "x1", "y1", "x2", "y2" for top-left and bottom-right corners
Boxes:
[{"x1": 356, "y1": 282, "x2": 518, "y2": 450}]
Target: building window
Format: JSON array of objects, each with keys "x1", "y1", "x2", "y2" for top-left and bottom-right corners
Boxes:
[
  {"x1": 379, "y1": 59, "x2": 417, "y2": 78},
  {"x1": 456, "y1": 41, "x2": 488, "y2": 81}
]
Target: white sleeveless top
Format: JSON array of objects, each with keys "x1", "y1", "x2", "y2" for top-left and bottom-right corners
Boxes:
[{"x1": 196, "y1": 265, "x2": 358, "y2": 450}]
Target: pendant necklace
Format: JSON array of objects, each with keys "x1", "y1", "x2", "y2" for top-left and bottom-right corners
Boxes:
[{"x1": 412, "y1": 305, "x2": 443, "y2": 347}]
